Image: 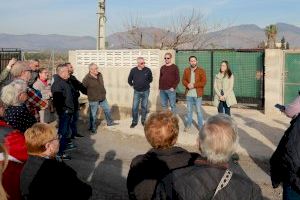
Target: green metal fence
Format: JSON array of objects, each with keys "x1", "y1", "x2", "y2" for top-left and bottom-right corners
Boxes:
[
  {"x1": 284, "y1": 53, "x2": 300, "y2": 104},
  {"x1": 175, "y1": 49, "x2": 264, "y2": 107}
]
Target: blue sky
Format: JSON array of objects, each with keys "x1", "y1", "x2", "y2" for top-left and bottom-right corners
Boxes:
[{"x1": 0, "y1": 0, "x2": 298, "y2": 37}]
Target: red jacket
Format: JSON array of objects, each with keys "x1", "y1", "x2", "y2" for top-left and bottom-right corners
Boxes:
[{"x1": 0, "y1": 120, "x2": 28, "y2": 200}]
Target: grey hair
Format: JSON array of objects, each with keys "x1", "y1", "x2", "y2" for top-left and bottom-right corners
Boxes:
[
  {"x1": 199, "y1": 114, "x2": 239, "y2": 164},
  {"x1": 1, "y1": 81, "x2": 27, "y2": 106},
  {"x1": 10, "y1": 61, "x2": 29, "y2": 77},
  {"x1": 56, "y1": 64, "x2": 68, "y2": 74},
  {"x1": 88, "y1": 63, "x2": 97, "y2": 70},
  {"x1": 136, "y1": 57, "x2": 144, "y2": 62}
]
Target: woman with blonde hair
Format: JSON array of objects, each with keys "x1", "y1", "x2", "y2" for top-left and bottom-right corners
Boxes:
[
  {"x1": 20, "y1": 123, "x2": 92, "y2": 200},
  {"x1": 213, "y1": 60, "x2": 237, "y2": 116}
]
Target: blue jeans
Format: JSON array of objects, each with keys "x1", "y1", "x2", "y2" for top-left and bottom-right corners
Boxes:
[
  {"x1": 160, "y1": 89, "x2": 176, "y2": 113},
  {"x1": 186, "y1": 96, "x2": 203, "y2": 129},
  {"x1": 218, "y1": 101, "x2": 231, "y2": 116},
  {"x1": 132, "y1": 89, "x2": 150, "y2": 124},
  {"x1": 89, "y1": 99, "x2": 113, "y2": 131},
  {"x1": 58, "y1": 112, "x2": 72, "y2": 155},
  {"x1": 283, "y1": 183, "x2": 300, "y2": 200},
  {"x1": 70, "y1": 110, "x2": 79, "y2": 137}
]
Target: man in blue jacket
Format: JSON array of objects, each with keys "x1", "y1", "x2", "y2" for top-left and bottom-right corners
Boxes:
[{"x1": 128, "y1": 57, "x2": 153, "y2": 128}]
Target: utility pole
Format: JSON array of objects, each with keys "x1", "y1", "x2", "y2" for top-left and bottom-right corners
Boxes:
[{"x1": 97, "y1": 0, "x2": 106, "y2": 50}]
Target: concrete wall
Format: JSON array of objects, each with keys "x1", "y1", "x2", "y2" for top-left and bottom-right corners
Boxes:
[
  {"x1": 264, "y1": 49, "x2": 284, "y2": 115},
  {"x1": 69, "y1": 49, "x2": 176, "y2": 118}
]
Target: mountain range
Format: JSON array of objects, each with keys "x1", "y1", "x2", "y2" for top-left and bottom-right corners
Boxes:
[{"x1": 0, "y1": 23, "x2": 299, "y2": 51}]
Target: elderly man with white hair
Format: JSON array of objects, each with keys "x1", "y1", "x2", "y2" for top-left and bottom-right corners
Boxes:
[
  {"x1": 155, "y1": 114, "x2": 263, "y2": 200},
  {"x1": 82, "y1": 63, "x2": 117, "y2": 134}
]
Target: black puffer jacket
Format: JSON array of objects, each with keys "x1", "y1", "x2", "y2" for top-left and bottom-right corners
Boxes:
[
  {"x1": 51, "y1": 76, "x2": 76, "y2": 114},
  {"x1": 270, "y1": 114, "x2": 300, "y2": 192},
  {"x1": 127, "y1": 147, "x2": 198, "y2": 200},
  {"x1": 155, "y1": 158, "x2": 263, "y2": 200}
]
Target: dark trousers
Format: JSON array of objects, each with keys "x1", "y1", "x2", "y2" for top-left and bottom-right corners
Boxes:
[
  {"x1": 70, "y1": 110, "x2": 79, "y2": 138},
  {"x1": 218, "y1": 101, "x2": 231, "y2": 116},
  {"x1": 58, "y1": 112, "x2": 72, "y2": 155}
]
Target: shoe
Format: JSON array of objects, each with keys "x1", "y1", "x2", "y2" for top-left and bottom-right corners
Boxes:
[
  {"x1": 184, "y1": 127, "x2": 191, "y2": 132},
  {"x1": 56, "y1": 153, "x2": 71, "y2": 161},
  {"x1": 73, "y1": 133, "x2": 84, "y2": 138},
  {"x1": 90, "y1": 129, "x2": 96, "y2": 134},
  {"x1": 130, "y1": 123, "x2": 137, "y2": 128},
  {"x1": 107, "y1": 122, "x2": 119, "y2": 126},
  {"x1": 65, "y1": 144, "x2": 77, "y2": 151},
  {"x1": 141, "y1": 121, "x2": 145, "y2": 126}
]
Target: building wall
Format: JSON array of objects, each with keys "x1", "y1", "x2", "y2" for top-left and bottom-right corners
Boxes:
[{"x1": 69, "y1": 49, "x2": 175, "y2": 118}]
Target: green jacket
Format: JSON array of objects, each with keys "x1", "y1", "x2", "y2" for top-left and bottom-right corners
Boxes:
[
  {"x1": 213, "y1": 73, "x2": 237, "y2": 107},
  {"x1": 0, "y1": 68, "x2": 10, "y2": 84}
]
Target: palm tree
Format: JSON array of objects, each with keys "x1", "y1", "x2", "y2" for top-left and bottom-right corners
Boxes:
[{"x1": 265, "y1": 24, "x2": 278, "y2": 49}]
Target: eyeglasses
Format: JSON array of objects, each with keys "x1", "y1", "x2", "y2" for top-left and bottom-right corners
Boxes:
[{"x1": 164, "y1": 57, "x2": 171, "y2": 60}]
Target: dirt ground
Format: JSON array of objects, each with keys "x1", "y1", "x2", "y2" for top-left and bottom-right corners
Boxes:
[{"x1": 64, "y1": 105, "x2": 289, "y2": 200}]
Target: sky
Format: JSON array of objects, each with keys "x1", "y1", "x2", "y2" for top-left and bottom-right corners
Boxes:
[{"x1": 0, "y1": 0, "x2": 299, "y2": 37}]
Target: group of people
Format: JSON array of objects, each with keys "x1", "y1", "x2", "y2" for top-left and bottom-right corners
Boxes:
[
  {"x1": 128, "y1": 53, "x2": 237, "y2": 131},
  {"x1": 0, "y1": 59, "x2": 119, "y2": 199},
  {"x1": 127, "y1": 111, "x2": 263, "y2": 200},
  {"x1": 1, "y1": 51, "x2": 299, "y2": 200}
]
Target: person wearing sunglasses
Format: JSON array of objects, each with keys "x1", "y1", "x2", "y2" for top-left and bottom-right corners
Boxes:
[
  {"x1": 159, "y1": 53, "x2": 179, "y2": 114},
  {"x1": 128, "y1": 57, "x2": 153, "y2": 128}
]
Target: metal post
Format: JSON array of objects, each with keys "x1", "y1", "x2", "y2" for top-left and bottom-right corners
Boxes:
[{"x1": 97, "y1": 0, "x2": 106, "y2": 50}]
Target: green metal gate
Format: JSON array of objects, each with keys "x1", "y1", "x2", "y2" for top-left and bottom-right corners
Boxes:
[
  {"x1": 175, "y1": 50, "x2": 264, "y2": 107},
  {"x1": 284, "y1": 53, "x2": 300, "y2": 104}
]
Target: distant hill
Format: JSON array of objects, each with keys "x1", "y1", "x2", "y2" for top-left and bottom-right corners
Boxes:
[
  {"x1": 0, "y1": 23, "x2": 299, "y2": 51},
  {"x1": 0, "y1": 34, "x2": 96, "y2": 51}
]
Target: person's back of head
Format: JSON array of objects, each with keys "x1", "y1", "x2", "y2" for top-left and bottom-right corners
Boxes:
[
  {"x1": 24, "y1": 123, "x2": 59, "y2": 158},
  {"x1": 10, "y1": 61, "x2": 30, "y2": 78},
  {"x1": 144, "y1": 111, "x2": 179, "y2": 149},
  {"x1": 1, "y1": 81, "x2": 27, "y2": 106},
  {"x1": 199, "y1": 113, "x2": 238, "y2": 164}
]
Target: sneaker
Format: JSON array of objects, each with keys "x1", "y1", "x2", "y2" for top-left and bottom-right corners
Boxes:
[
  {"x1": 90, "y1": 129, "x2": 96, "y2": 134},
  {"x1": 130, "y1": 123, "x2": 137, "y2": 128},
  {"x1": 65, "y1": 144, "x2": 77, "y2": 151},
  {"x1": 107, "y1": 122, "x2": 119, "y2": 126},
  {"x1": 184, "y1": 127, "x2": 191, "y2": 132},
  {"x1": 56, "y1": 153, "x2": 71, "y2": 161}
]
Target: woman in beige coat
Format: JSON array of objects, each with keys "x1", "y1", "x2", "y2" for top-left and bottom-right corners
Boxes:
[{"x1": 213, "y1": 61, "x2": 237, "y2": 115}]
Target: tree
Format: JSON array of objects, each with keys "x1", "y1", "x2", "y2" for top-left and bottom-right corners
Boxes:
[
  {"x1": 286, "y1": 42, "x2": 290, "y2": 49},
  {"x1": 120, "y1": 10, "x2": 223, "y2": 50},
  {"x1": 265, "y1": 24, "x2": 278, "y2": 49},
  {"x1": 281, "y1": 36, "x2": 286, "y2": 49}
]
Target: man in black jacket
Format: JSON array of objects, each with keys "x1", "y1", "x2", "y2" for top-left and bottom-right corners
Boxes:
[
  {"x1": 155, "y1": 114, "x2": 263, "y2": 200},
  {"x1": 127, "y1": 111, "x2": 197, "y2": 200},
  {"x1": 51, "y1": 64, "x2": 75, "y2": 160},
  {"x1": 66, "y1": 62, "x2": 87, "y2": 138},
  {"x1": 128, "y1": 57, "x2": 153, "y2": 128},
  {"x1": 270, "y1": 94, "x2": 300, "y2": 199}
]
